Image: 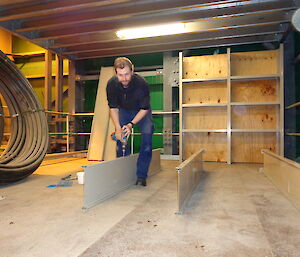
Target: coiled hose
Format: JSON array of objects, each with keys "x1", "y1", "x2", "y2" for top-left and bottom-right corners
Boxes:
[{"x1": 0, "y1": 50, "x2": 49, "y2": 185}]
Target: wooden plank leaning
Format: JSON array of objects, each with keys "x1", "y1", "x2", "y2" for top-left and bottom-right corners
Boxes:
[
  {"x1": 176, "y1": 149, "x2": 205, "y2": 214},
  {"x1": 83, "y1": 149, "x2": 161, "y2": 209},
  {"x1": 87, "y1": 66, "x2": 116, "y2": 161},
  {"x1": 262, "y1": 149, "x2": 300, "y2": 210}
]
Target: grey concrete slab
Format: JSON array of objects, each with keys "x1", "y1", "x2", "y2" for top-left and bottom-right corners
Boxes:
[{"x1": 80, "y1": 162, "x2": 300, "y2": 257}]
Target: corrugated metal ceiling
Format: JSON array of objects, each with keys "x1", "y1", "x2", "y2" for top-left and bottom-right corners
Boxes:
[{"x1": 0, "y1": 0, "x2": 299, "y2": 60}]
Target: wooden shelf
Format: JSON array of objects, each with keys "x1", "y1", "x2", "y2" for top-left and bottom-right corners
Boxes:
[
  {"x1": 286, "y1": 133, "x2": 300, "y2": 136},
  {"x1": 25, "y1": 73, "x2": 69, "y2": 79},
  {"x1": 231, "y1": 102, "x2": 280, "y2": 106},
  {"x1": 180, "y1": 47, "x2": 283, "y2": 163},
  {"x1": 286, "y1": 102, "x2": 300, "y2": 109},
  {"x1": 182, "y1": 103, "x2": 227, "y2": 107},
  {"x1": 182, "y1": 129, "x2": 227, "y2": 133},
  {"x1": 182, "y1": 75, "x2": 279, "y2": 83},
  {"x1": 152, "y1": 111, "x2": 179, "y2": 114},
  {"x1": 182, "y1": 77, "x2": 227, "y2": 83},
  {"x1": 231, "y1": 129, "x2": 279, "y2": 133},
  {"x1": 231, "y1": 74, "x2": 279, "y2": 81}
]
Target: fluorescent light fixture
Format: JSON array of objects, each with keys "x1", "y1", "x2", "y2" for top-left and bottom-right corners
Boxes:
[{"x1": 116, "y1": 23, "x2": 186, "y2": 40}]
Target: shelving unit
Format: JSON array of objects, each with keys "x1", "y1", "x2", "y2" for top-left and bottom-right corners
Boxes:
[{"x1": 179, "y1": 46, "x2": 284, "y2": 163}]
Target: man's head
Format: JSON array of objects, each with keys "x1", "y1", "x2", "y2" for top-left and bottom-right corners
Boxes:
[{"x1": 114, "y1": 57, "x2": 134, "y2": 87}]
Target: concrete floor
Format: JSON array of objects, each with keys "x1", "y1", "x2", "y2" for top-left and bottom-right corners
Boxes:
[{"x1": 1, "y1": 159, "x2": 300, "y2": 257}]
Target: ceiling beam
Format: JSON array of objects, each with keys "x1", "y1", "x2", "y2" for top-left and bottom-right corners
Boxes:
[
  {"x1": 18, "y1": 0, "x2": 295, "y2": 41},
  {"x1": 60, "y1": 24, "x2": 286, "y2": 55},
  {"x1": 0, "y1": 0, "x2": 130, "y2": 22},
  {"x1": 13, "y1": 0, "x2": 277, "y2": 32},
  {"x1": 74, "y1": 34, "x2": 278, "y2": 60},
  {"x1": 38, "y1": 11, "x2": 290, "y2": 49}
]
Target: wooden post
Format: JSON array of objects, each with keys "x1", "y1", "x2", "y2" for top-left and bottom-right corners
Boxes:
[
  {"x1": 55, "y1": 54, "x2": 63, "y2": 112},
  {"x1": 44, "y1": 50, "x2": 52, "y2": 111},
  {"x1": 68, "y1": 60, "x2": 76, "y2": 151}
]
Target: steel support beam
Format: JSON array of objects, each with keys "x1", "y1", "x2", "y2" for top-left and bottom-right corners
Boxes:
[{"x1": 163, "y1": 52, "x2": 178, "y2": 155}]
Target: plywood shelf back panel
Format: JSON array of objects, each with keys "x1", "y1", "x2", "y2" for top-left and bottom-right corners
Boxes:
[
  {"x1": 183, "y1": 54, "x2": 228, "y2": 79},
  {"x1": 232, "y1": 105, "x2": 278, "y2": 129},
  {"x1": 231, "y1": 80, "x2": 277, "y2": 103},
  {"x1": 184, "y1": 132, "x2": 227, "y2": 162},
  {"x1": 231, "y1": 50, "x2": 279, "y2": 76},
  {"x1": 232, "y1": 132, "x2": 277, "y2": 163},
  {"x1": 183, "y1": 81, "x2": 227, "y2": 104},
  {"x1": 184, "y1": 107, "x2": 227, "y2": 130}
]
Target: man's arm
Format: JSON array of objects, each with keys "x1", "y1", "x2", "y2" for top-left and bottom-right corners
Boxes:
[
  {"x1": 122, "y1": 109, "x2": 149, "y2": 136},
  {"x1": 109, "y1": 108, "x2": 123, "y2": 140}
]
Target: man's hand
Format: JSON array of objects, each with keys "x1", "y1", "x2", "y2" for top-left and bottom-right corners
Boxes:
[
  {"x1": 115, "y1": 128, "x2": 123, "y2": 141},
  {"x1": 122, "y1": 123, "x2": 133, "y2": 137}
]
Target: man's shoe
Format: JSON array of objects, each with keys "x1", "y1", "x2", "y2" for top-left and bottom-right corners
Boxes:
[{"x1": 135, "y1": 178, "x2": 147, "y2": 186}]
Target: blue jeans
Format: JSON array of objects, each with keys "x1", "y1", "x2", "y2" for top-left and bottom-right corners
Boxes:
[{"x1": 118, "y1": 108, "x2": 154, "y2": 179}]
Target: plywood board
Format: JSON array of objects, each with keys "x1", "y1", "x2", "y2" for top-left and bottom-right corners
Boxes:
[
  {"x1": 184, "y1": 107, "x2": 227, "y2": 129},
  {"x1": 83, "y1": 149, "x2": 161, "y2": 209},
  {"x1": 87, "y1": 67, "x2": 115, "y2": 161},
  {"x1": 183, "y1": 81, "x2": 227, "y2": 104},
  {"x1": 177, "y1": 148, "x2": 204, "y2": 213},
  {"x1": 231, "y1": 50, "x2": 278, "y2": 76},
  {"x1": 184, "y1": 132, "x2": 227, "y2": 162},
  {"x1": 103, "y1": 118, "x2": 116, "y2": 161},
  {"x1": 232, "y1": 105, "x2": 277, "y2": 129},
  {"x1": 232, "y1": 133, "x2": 276, "y2": 163},
  {"x1": 183, "y1": 54, "x2": 228, "y2": 79},
  {"x1": 231, "y1": 80, "x2": 277, "y2": 103},
  {"x1": 263, "y1": 150, "x2": 300, "y2": 210}
]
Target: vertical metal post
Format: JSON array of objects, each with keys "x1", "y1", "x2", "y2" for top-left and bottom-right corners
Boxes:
[
  {"x1": 66, "y1": 114, "x2": 70, "y2": 152},
  {"x1": 227, "y1": 48, "x2": 231, "y2": 164},
  {"x1": 279, "y1": 44, "x2": 284, "y2": 156},
  {"x1": 163, "y1": 52, "x2": 178, "y2": 155},
  {"x1": 131, "y1": 127, "x2": 134, "y2": 154},
  {"x1": 179, "y1": 52, "x2": 183, "y2": 162}
]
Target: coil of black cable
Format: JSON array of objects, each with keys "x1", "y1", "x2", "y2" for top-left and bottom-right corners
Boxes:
[{"x1": 0, "y1": 50, "x2": 49, "y2": 185}]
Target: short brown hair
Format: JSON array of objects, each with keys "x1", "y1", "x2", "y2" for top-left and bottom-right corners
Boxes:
[{"x1": 114, "y1": 57, "x2": 133, "y2": 72}]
